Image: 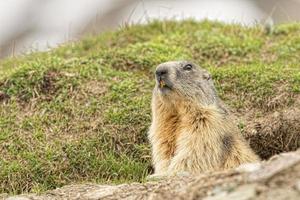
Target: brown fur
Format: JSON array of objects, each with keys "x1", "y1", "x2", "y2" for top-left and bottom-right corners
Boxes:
[{"x1": 148, "y1": 61, "x2": 259, "y2": 176}]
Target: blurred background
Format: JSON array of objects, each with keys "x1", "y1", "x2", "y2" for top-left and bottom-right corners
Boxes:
[{"x1": 0, "y1": 0, "x2": 300, "y2": 59}]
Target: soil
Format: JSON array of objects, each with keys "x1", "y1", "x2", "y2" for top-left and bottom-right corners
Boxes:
[{"x1": 244, "y1": 107, "x2": 300, "y2": 159}]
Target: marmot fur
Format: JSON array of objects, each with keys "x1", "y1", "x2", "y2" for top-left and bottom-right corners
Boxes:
[{"x1": 148, "y1": 61, "x2": 259, "y2": 176}]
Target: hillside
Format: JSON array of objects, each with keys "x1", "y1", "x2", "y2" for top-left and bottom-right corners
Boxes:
[{"x1": 0, "y1": 20, "x2": 300, "y2": 194}]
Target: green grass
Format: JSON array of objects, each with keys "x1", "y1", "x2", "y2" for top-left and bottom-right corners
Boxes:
[{"x1": 0, "y1": 20, "x2": 300, "y2": 194}]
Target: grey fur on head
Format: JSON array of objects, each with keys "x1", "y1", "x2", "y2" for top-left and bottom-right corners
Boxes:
[{"x1": 154, "y1": 61, "x2": 218, "y2": 106}]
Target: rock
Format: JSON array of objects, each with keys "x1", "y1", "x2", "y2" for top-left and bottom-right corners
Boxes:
[
  {"x1": 295, "y1": 180, "x2": 300, "y2": 192},
  {"x1": 6, "y1": 197, "x2": 31, "y2": 200},
  {"x1": 236, "y1": 162, "x2": 262, "y2": 173},
  {"x1": 204, "y1": 184, "x2": 257, "y2": 200},
  {"x1": 82, "y1": 186, "x2": 117, "y2": 199}
]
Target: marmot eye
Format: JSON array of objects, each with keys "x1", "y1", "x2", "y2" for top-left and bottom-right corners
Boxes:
[{"x1": 183, "y1": 64, "x2": 193, "y2": 71}]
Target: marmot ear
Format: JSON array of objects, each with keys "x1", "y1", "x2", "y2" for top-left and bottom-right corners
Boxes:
[{"x1": 203, "y1": 72, "x2": 211, "y2": 80}]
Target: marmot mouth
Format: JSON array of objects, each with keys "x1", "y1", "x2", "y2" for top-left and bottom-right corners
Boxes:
[
  {"x1": 159, "y1": 80, "x2": 166, "y2": 88},
  {"x1": 157, "y1": 80, "x2": 172, "y2": 93}
]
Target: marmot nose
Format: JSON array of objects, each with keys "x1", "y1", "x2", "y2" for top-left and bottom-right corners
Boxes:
[{"x1": 155, "y1": 68, "x2": 168, "y2": 78}]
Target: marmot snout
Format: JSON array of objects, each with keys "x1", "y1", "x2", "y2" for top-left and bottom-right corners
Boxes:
[
  {"x1": 154, "y1": 61, "x2": 218, "y2": 106},
  {"x1": 148, "y1": 61, "x2": 259, "y2": 176}
]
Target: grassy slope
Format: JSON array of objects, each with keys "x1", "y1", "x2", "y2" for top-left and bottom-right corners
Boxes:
[{"x1": 0, "y1": 20, "x2": 300, "y2": 194}]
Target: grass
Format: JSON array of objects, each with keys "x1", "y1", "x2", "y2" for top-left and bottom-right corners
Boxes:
[{"x1": 0, "y1": 20, "x2": 300, "y2": 194}]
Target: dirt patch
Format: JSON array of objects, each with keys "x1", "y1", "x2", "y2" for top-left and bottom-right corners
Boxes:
[
  {"x1": 244, "y1": 106, "x2": 300, "y2": 159},
  {"x1": 41, "y1": 71, "x2": 60, "y2": 96},
  {"x1": 0, "y1": 91, "x2": 9, "y2": 102},
  {"x1": 84, "y1": 80, "x2": 107, "y2": 96},
  {"x1": 264, "y1": 82, "x2": 294, "y2": 111}
]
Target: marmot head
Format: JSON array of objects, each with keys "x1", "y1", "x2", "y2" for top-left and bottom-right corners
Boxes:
[{"x1": 154, "y1": 61, "x2": 218, "y2": 106}]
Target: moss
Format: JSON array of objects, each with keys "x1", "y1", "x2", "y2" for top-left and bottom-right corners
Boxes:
[{"x1": 0, "y1": 20, "x2": 299, "y2": 194}]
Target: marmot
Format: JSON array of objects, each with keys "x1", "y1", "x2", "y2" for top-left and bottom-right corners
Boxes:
[{"x1": 148, "y1": 61, "x2": 259, "y2": 176}]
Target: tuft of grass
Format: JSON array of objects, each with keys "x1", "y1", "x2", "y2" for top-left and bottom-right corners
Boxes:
[{"x1": 0, "y1": 19, "x2": 300, "y2": 194}]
